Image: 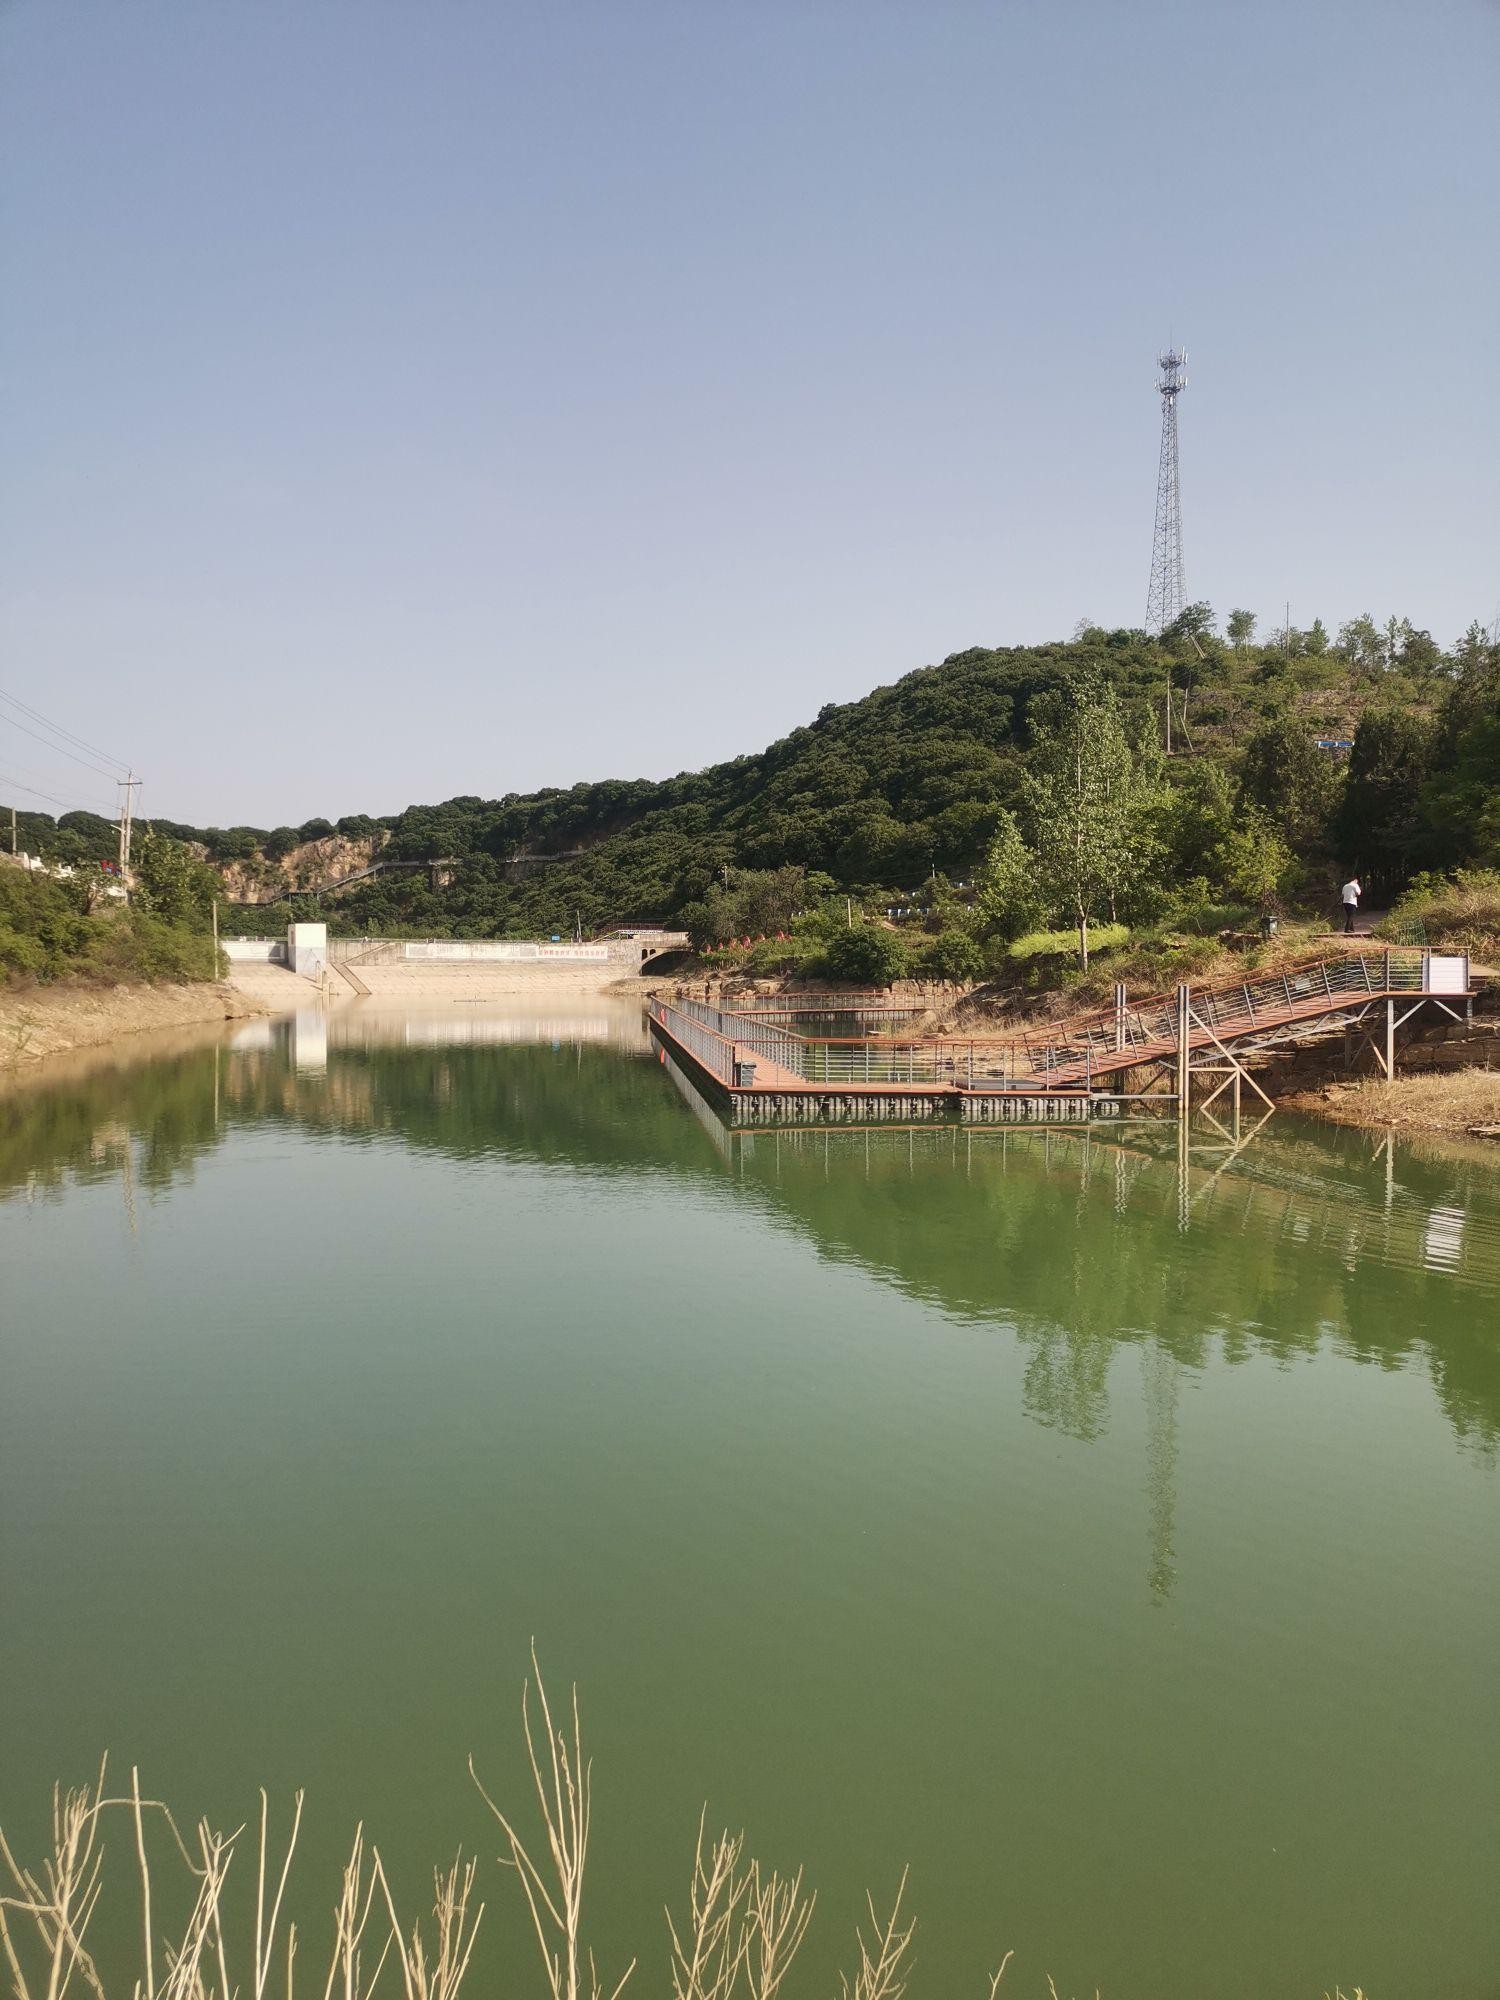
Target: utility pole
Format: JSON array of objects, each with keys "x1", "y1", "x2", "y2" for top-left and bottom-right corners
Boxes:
[
  {"x1": 211, "y1": 897, "x2": 219, "y2": 963},
  {"x1": 116, "y1": 770, "x2": 141, "y2": 876},
  {"x1": 1164, "y1": 653, "x2": 1172, "y2": 756},
  {"x1": 9, "y1": 806, "x2": 15, "y2": 857}
]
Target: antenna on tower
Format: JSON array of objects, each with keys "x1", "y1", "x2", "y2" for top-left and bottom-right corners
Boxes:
[{"x1": 1146, "y1": 347, "x2": 1187, "y2": 636}]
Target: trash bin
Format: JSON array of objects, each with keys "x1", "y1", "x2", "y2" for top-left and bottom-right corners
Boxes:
[
  {"x1": 736, "y1": 1060, "x2": 757, "y2": 1087},
  {"x1": 1259, "y1": 914, "x2": 1279, "y2": 938}
]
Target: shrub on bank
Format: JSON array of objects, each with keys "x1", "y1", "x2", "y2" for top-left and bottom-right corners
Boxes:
[
  {"x1": 1004, "y1": 922, "x2": 1131, "y2": 964},
  {"x1": 916, "y1": 928, "x2": 986, "y2": 984},
  {"x1": 820, "y1": 923, "x2": 909, "y2": 986},
  {"x1": 1381, "y1": 869, "x2": 1500, "y2": 958},
  {"x1": 0, "y1": 866, "x2": 220, "y2": 987}
]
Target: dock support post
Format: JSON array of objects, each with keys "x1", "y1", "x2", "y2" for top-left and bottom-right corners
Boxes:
[
  {"x1": 1114, "y1": 981, "x2": 1127, "y2": 1053},
  {"x1": 1386, "y1": 996, "x2": 1395, "y2": 1078},
  {"x1": 1175, "y1": 983, "x2": 1191, "y2": 1114}
]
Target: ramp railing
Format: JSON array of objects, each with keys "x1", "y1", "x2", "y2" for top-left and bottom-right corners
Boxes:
[{"x1": 656, "y1": 951, "x2": 1463, "y2": 1093}]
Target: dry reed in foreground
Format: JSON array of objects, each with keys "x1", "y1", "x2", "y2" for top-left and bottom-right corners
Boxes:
[{"x1": 0, "y1": 1648, "x2": 1366, "y2": 2000}]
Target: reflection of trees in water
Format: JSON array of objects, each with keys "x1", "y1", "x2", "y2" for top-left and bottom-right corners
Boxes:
[
  {"x1": 1020, "y1": 1325, "x2": 1116, "y2": 1443},
  {"x1": 5, "y1": 1041, "x2": 1498, "y2": 1469},
  {"x1": 729, "y1": 1122, "x2": 1500, "y2": 1460},
  {"x1": 0, "y1": 1049, "x2": 226, "y2": 1204}
]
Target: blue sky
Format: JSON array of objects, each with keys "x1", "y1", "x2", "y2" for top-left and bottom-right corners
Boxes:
[{"x1": 2, "y1": 0, "x2": 1496, "y2": 826}]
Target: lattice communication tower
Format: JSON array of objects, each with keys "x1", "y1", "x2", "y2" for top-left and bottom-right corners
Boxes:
[{"x1": 1145, "y1": 347, "x2": 1187, "y2": 636}]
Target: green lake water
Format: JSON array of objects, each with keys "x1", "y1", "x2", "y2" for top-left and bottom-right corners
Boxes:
[{"x1": 2, "y1": 1002, "x2": 1498, "y2": 1999}]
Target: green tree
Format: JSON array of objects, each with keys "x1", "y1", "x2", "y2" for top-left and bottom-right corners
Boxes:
[
  {"x1": 1237, "y1": 713, "x2": 1339, "y2": 854},
  {"x1": 1164, "y1": 602, "x2": 1216, "y2": 645},
  {"x1": 1020, "y1": 675, "x2": 1151, "y2": 969},
  {"x1": 134, "y1": 831, "x2": 221, "y2": 929},
  {"x1": 202, "y1": 826, "x2": 260, "y2": 864},
  {"x1": 821, "y1": 924, "x2": 908, "y2": 986},
  {"x1": 1418, "y1": 631, "x2": 1500, "y2": 868},
  {"x1": 1211, "y1": 809, "x2": 1295, "y2": 911},
  {"x1": 922, "y1": 929, "x2": 984, "y2": 984},
  {"x1": 1156, "y1": 761, "x2": 1235, "y2": 883},
  {"x1": 1226, "y1": 608, "x2": 1256, "y2": 648},
  {"x1": 733, "y1": 865, "x2": 806, "y2": 935},
  {"x1": 1394, "y1": 621, "x2": 1443, "y2": 678},
  {"x1": 1334, "y1": 709, "x2": 1434, "y2": 891},
  {"x1": 974, "y1": 809, "x2": 1045, "y2": 942},
  {"x1": 1335, "y1": 614, "x2": 1385, "y2": 676}
]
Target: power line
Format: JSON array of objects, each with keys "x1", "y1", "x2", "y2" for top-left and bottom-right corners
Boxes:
[
  {"x1": 0, "y1": 685, "x2": 134, "y2": 775},
  {"x1": 0, "y1": 756, "x2": 116, "y2": 812},
  {"x1": 0, "y1": 706, "x2": 130, "y2": 781},
  {"x1": 0, "y1": 766, "x2": 116, "y2": 815}
]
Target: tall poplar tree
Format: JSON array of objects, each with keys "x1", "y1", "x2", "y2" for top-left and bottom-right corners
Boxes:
[{"x1": 1020, "y1": 675, "x2": 1148, "y2": 969}]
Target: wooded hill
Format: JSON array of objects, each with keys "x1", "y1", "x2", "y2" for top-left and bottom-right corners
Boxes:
[{"x1": 7, "y1": 609, "x2": 1497, "y2": 950}]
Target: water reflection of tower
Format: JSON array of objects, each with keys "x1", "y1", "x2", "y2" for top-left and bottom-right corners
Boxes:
[{"x1": 1142, "y1": 1341, "x2": 1180, "y2": 1603}]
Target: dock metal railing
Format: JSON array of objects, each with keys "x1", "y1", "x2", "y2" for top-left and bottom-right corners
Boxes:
[
  {"x1": 663, "y1": 996, "x2": 1093, "y2": 1090},
  {"x1": 650, "y1": 1000, "x2": 738, "y2": 1085},
  {"x1": 655, "y1": 950, "x2": 1459, "y2": 1095},
  {"x1": 1011, "y1": 949, "x2": 1433, "y2": 1079}
]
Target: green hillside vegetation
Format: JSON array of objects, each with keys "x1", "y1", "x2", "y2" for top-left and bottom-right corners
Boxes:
[
  {"x1": 0, "y1": 832, "x2": 223, "y2": 987},
  {"x1": 5, "y1": 608, "x2": 1496, "y2": 989}
]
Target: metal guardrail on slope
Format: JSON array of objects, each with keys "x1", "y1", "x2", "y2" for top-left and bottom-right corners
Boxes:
[{"x1": 1025, "y1": 950, "x2": 1434, "y2": 1080}]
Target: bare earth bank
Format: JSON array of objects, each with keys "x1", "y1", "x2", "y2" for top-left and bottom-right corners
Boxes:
[
  {"x1": 1284, "y1": 1068, "x2": 1500, "y2": 1139},
  {"x1": 0, "y1": 981, "x2": 264, "y2": 1073}
]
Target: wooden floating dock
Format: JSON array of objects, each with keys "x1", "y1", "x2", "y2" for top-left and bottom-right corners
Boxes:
[
  {"x1": 650, "y1": 1002, "x2": 1121, "y2": 1125},
  {"x1": 649, "y1": 948, "x2": 1477, "y2": 1129}
]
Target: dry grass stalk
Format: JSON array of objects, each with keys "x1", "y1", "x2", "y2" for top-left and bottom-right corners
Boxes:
[
  {"x1": 469, "y1": 1644, "x2": 632, "y2": 2000},
  {"x1": 0, "y1": 1760, "x2": 113, "y2": 2000},
  {"x1": 152, "y1": 1818, "x2": 236, "y2": 2000},
  {"x1": 0, "y1": 1766, "x2": 482, "y2": 2000},
  {"x1": 321, "y1": 1827, "x2": 392, "y2": 2000},
  {"x1": 373, "y1": 1853, "x2": 482, "y2": 2000},
  {"x1": 838, "y1": 1870, "x2": 914, "y2": 2000},
  {"x1": 665, "y1": 1819, "x2": 752, "y2": 2000},
  {"x1": 743, "y1": 1862, "x2": 813, "y2": 2000},
  {"x1": 1, "y1": 1696, "x2": 1371, "y2": 2000},
  {"x1": 252, "y1": 1791, "x2": 305, "y2": 2000}
]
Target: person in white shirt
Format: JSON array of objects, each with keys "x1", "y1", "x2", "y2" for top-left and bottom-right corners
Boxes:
[{"x1": 1341, "y1": 876, "x2": 1362, "y2": 935}]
